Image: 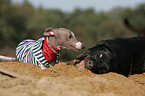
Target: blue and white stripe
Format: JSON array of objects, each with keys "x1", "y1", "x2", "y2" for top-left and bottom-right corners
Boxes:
[{"x1": 16, "y1": 37, "x2": 58, "y2": 68}]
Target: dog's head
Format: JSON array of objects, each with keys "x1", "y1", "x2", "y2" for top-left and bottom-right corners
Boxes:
[
  {"x1": 84, "y1": 48, "x2": 113, "y2": 74},
  {"x1": 72, "y1": 40, "x2": 114, "y2": 74},
  {"x1": 43, "y1": 27, "x2": 85, "y2": 51}
]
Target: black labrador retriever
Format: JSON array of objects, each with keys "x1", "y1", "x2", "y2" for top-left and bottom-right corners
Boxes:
[{"x1": 69, "y1": 37, "x2": 145, "y2": 76}]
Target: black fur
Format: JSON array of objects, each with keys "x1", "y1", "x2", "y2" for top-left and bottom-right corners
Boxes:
[{"x1": 73, "y1": 37, "x2": 145, "y2": 76}]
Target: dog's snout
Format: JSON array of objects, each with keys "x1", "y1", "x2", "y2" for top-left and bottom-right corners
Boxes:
[
  {"x1": 87, "y1": 61, "x2": 94, "y2": 69},
  {"x1": 75, "y1": 42, "x2": 85, "y2": 50}
]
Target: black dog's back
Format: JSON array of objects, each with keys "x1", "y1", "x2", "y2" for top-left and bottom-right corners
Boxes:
[{"x1": 105, "y1": 37, "x2": 145, "y2": 75}]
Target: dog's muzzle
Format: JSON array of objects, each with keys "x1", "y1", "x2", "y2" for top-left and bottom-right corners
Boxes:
[{"x1": 75, "y1": 42, "x2": 85, "y2": 50}]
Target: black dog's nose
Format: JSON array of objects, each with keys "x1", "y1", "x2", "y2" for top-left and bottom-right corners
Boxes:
[{"x1": 81, "y1": 44, "x2": 85, "y2": 49}]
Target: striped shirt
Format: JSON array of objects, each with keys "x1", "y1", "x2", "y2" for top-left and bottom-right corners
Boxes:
[{"x1": 16, "y1": 37, "x2": 59, "y2": 68}]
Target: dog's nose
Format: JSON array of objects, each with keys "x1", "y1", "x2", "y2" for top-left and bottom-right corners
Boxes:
[
  {"x1": 81, "y1": 44, "x2": 85, "y2": 49},
  {"x1": 76, "y1": 42, "x2": 83, "y2": 50}
]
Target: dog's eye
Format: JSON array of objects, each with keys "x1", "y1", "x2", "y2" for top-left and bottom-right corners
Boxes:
[
  {"x1": 68, "y1": 35, "x2": 72, "y2": 39},
  {"x1": 100, "y1": 54, "x2": 103, "y2": 58}
]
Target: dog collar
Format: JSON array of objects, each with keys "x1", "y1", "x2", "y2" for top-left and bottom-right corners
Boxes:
[{"x1": 42, "y1": 37, "x2": 60, "y2": 63}]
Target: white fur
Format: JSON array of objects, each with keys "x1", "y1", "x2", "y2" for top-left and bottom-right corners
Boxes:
[
  {"x1": 75, "y1": 42, "x2": 82, "y2": 49},
  {"x1": 71, "y1": 32, "x2": 77, "y2": 41},
  {"x1": 43, "y1": 31, "x2": 54, "y2": 36},
  {"x1": 39, "y1": 64, "x2": 48, "y2": 69},
  {"x1": 0, "y1": 55, "x2": 16, "y2": 61},
  {"x1": 49, "y1": 31, "x2": 54, "y2": 35}
]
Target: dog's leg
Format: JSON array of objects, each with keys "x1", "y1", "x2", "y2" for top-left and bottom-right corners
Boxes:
[
  {"x1": 0, "y1": 55, "x2": 16, "y2": 61},
  {"x1": 39, "y1": 64, "x2": 48, "y2": 69}
]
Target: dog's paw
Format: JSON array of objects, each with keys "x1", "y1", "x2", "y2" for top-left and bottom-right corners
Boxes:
[
  {"x1": 67, "y1": 60, "x2": 85, "y2": 69},
  {"x1": 75, "y1": 60, "x2": 85, "y2": 69},
  {"x1": 66, "y1": 60, "x2": 76, "y2": 65},
  {"x1": 39, "y1": 64, "x2": 48, "y2": 69}
]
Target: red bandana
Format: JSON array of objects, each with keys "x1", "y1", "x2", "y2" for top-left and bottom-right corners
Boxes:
[{"x1": 42, "y1": 38, "x2": 60, "y2": 63}]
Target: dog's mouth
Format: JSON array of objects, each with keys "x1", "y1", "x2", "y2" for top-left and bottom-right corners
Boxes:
[
  {"x1": 96, "y1": 63, "x2": 110, "y2": 74},
  {"x1": 57, "y1": 46, "x2": 80, "y2": 51},
  {"x1": 64, "y1": 46, "x2": 80, "y2": 51}
]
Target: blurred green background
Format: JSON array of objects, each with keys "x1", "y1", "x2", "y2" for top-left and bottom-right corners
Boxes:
[{"x1": 0, "y1": 0, "x2": 145, "y2": 61}]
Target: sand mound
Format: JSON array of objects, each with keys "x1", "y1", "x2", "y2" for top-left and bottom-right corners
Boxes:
[{"x1": 0, "y1": 62, "x2": 145, "y2": 96}]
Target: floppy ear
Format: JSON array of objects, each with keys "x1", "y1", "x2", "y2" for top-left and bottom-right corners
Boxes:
[
  {"x1": 100, "y1": 40, "x2": 114, "y2": 56},
  {"x1": 88, "y1": 40, "x2": 106, "y2": 51},
  {"x1": 76, "y1": 50, "x2": 90, "y2": 61},
  {"x1": 43, "y1": 27, "x2": 55, "y2": 36},
  {"x1": 88, "y1": 40, "x2": 114, "y2": 57},
  {"x1": 67, "y1": 50, "x2": 90, "y2": 66},
  {"x1": 97, "y1": 40, "x2": 114, "y2": 57}
]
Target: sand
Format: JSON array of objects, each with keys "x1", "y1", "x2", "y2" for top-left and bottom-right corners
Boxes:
[{"x1": 0, "y1": 62, "x2": 145, "y2": 96}]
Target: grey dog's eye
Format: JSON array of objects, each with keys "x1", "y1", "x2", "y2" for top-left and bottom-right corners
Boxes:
[{"x1": 68, "y1": 35, "x2": 72, "y2": 39}]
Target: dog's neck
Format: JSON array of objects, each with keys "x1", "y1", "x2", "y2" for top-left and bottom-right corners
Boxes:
[
  {"x1": 46, "y1": 37, "x2": 62, "y2": 50},
  {"x1": 42, "y1": 37, "x2": 60, "y2": 63},
  {"x1": 45, "y1": 37, "x2": 60, "y2": 53}
]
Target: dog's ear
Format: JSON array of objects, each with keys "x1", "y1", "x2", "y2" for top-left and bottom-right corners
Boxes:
[
  {"x1": 43, "y1": 27, "x2": 55, "y2": 36},
  {"x1": 88, "y1": 40, "x2": 106, "y2": 51},
  {"x1": 76, "y1": 50, "x2": 90, "y2": 61},
  {"x1": 68, "y1": 50, "x2": 90, "y2": 66},
  {"x1": 97, "y1": 40, "x2": 114, "y2": 58}
]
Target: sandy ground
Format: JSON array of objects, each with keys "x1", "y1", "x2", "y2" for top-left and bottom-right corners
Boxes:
[{"x1": 0, "y1": 62, "x2": 145, "y2": 96}]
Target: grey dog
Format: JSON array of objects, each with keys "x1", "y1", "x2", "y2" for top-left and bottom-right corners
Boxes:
[{"x1": 0, "y1": 27, "x2": 85, "y2": 69}]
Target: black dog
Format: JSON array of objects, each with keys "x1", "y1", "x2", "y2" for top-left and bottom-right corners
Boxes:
[{"x1": 70, "y1": 37, "x2": 145, "y2": 76}]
